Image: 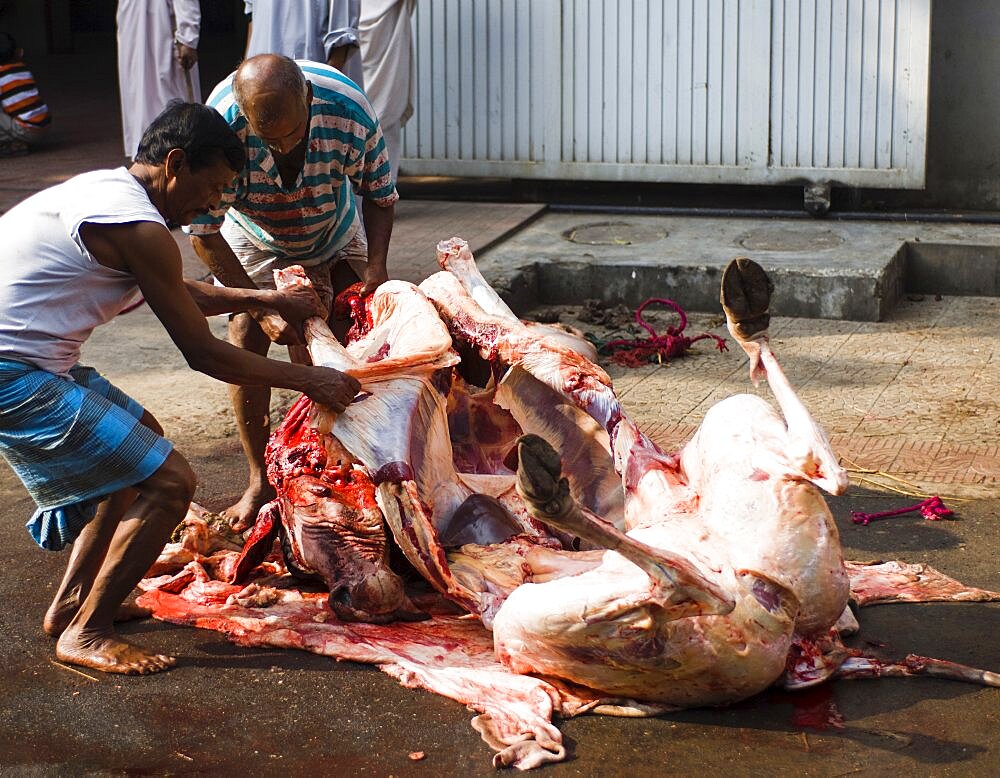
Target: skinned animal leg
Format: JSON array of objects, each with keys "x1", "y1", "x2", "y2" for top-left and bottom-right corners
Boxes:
[
  {"x1": 720, "y1": 257, "x2": 847, "y2": 495},
  {"x1": 515, "y1": 434, "x2": 734, "y2": 616},
  {"x1": 835, "y1": 654, "x2": 1000, "y2": 687},
  {"x1": 436, "y1": 237, "x2": 599, "y2": 360},
  {"x1": 756, "y1": 343, "x2": 848, "y2": 494},
  {"x1": 436, "y1": 237, "x2": 519, "y2": 321}
]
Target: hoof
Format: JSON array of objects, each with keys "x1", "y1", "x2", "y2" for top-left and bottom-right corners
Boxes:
[{"x1": 720, "y1": 257, "x2": 774, "y2": 341}]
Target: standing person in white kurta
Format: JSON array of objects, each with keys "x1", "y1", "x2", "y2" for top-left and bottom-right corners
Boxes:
[
  {"x1": 359, "y1": 0, "x2": 415, "y2": 183},
  {"x1": 116, "y1": 0, "x2": 202, "y2": 159},
  {"x1": 244, "y1": 0, "x2": 364, "y2": 87}
]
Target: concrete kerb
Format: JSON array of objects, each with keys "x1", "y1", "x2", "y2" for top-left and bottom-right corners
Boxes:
[{"x1": 478, "y1": 212, "x2": 1000, "y2": 321}]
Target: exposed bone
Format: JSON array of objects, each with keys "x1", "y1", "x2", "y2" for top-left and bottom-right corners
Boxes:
[{"x1": 514, "y1": 434, "x2": 734, "y2": 615}]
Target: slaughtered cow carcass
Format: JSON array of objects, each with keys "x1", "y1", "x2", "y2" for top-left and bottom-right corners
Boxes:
[
  {"x1": 229, "y1": 269, "x2": 463, "y2": 623},
  {"x1": 139, "y1": 242, "x2": 1000, "y2": 770}
]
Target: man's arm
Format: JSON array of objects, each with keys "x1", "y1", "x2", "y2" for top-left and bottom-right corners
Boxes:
[
  {"x1": 92, "y1": 222, "x2": 359, "y2": 410},
  {"x1": 360, "y1": 198, "x2": 394, "y2": 295},
  {"x1": 183, "y1": 277, "x2": 322, "y2": 322},
  {"x1": 172, "y1": 0, "x2": 200, "y2": 47},
  {"x1": 244, "y1": 19, "x2": 254, "y2": 59},
  {"x1": 324, "y1": 0, "x2": 361, "y2": 70},
  {"x1": 190, "y1": 232, "x2": 304, "y2": 345},
  {"x1": 189, "y1": 231, "x2": 255, "y2": 289},
  {"x1": 172, "y1": 0, "x2": 200, "y2": 69},
  {"x1": 327, "y1": 46, "x2": 351, "y2": 71}
]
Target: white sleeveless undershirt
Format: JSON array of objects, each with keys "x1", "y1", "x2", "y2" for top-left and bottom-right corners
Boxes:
[{"x1": 0, "y1": 168, "x2": 167, "y2": 377}]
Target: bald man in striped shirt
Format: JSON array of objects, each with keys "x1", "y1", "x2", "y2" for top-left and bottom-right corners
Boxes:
[{"x1": 188, "y1": 54, "x2": 397, "y2": 528}]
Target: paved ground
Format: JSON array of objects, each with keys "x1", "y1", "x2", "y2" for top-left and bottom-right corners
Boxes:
[
  {"x1": 1, "y1": 298, "x2": 997, "y2": 776},
  {"x1": 1, "y1": 35, "x2": 997, "y2": 778},
  {"x1": 594, "y1": 298, "x2": 999, "y2": 500}
]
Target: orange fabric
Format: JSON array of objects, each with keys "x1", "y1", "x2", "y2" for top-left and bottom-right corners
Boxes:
[{"x1": 0, "y1": 61, "x2": 50, "y2": 126}]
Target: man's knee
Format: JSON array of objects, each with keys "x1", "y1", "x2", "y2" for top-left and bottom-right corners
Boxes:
[
  {"x1": 141, "y1": 451, "x2": 197, "y2": 509},
  {"x1": 138, "y1": 410, "x2": 164, "y2": 436}
]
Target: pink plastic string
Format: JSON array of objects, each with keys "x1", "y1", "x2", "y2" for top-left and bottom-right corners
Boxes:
[{"x1": 850, "y1": 496, "x2": 953, "y2": 526}]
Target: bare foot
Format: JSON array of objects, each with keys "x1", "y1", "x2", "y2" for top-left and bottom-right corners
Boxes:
[
  {"x1": 221, "y1": 484, "x2": 276, "y2": 532},
  {"x1": 44, "y1": 600, "x2": 154, "y2": 638},
  {"x1": 56, "y1": 627, "x2": 175, "y2": 675}
]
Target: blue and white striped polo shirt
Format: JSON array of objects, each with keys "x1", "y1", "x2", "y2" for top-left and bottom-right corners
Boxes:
[{"x1": 187, "y1": 60, "x2": 397, "y2": 263}]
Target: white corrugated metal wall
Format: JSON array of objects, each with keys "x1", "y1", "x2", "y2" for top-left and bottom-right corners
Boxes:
[
  {"x1": 770, "y1": 0, "x2": 928, "y2": 181},
  {"x1": 401, "y1": 0, "x2": 931, "y2": 187},
  {"x1": 406, "y1": 1, "x2": 556, "y2": 169},
  {"x1": 558, "y1": 0, "x2": 771, "y2": 169}
]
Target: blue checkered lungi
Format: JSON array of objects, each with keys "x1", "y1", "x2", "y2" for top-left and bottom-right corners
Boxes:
[{"x1": 0, "y1": 359, "x2": 173, "y2": 551}]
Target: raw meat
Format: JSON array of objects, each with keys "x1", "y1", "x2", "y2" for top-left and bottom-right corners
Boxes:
[{"x1": 140, "y1": 243, "x2": 999, "y2": 769}]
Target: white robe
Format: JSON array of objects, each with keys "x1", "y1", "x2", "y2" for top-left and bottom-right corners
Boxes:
[
  {"x1": 359, "y1": 0, "x2": 415, "y2": 182},
  {"x1": 116, "y1": 0, "x2": 202, "y2": 158},
  {"x1": 244, "y1": 0, "x2": 364, "y2": 88}
]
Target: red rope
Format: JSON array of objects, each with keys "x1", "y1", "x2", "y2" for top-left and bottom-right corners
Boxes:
[
  {"x1": 850, "y1": 496, "x2": 953, "y2": 525},
  {"x1": 602, "y1": 298, "x2": 727, "y2": 367}
]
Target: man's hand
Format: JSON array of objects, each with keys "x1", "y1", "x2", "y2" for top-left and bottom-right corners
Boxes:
[
  {"x1": 304, "y1": 368, "x2": 361, "y2": 413},
  {"x1": 255, "y1": 312, "x2": 303, "y2": 346},
  {"x1": 176, "y1": 42, "x2": 198, "y2": 70},
  {"x1": 361, "y1": 263, "x2": 389, "y2": 296},
  {"x1": 263, "y1": 285, "x2": 325, "y2": 325},
  {"x1": 327, "y1": 45, "x2": 351, "y2": 71}
]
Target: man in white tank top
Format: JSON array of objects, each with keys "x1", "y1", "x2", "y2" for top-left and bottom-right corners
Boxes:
[{"x1": 0, "y1": 102, "x2": 361, "y2": 676}]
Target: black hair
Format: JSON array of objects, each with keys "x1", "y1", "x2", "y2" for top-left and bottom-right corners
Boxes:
[
  {"x1": 134, "y1": 100, "x2": 246, "y2": 173},
  {"x1": 0, "y1": 32, "x2": 17, "y2": 64}
]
